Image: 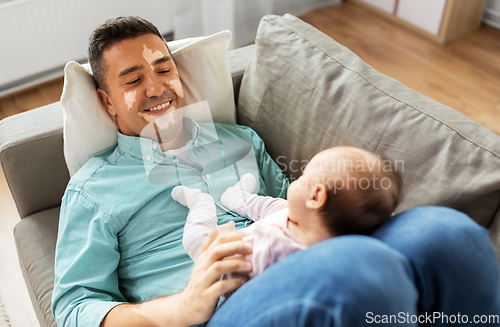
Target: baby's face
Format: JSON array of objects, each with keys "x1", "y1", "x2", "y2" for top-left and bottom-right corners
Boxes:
[{"x1": 286, "y1": 154, "x2": 326, "y2": 221}]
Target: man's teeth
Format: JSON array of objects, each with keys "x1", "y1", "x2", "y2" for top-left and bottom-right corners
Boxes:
[{"x1": 145, "y1": 101, "x2": 172, "y2": 112}]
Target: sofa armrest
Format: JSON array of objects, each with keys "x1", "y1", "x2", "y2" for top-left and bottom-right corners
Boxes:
[
  {"x1": 0, "y1": 103, "x2": 69, "y2": 218},
  {"x1": 14, "y1": 207, "x2": 60, "y2": 327}
]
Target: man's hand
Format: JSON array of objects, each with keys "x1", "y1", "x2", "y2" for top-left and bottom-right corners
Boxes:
[
  {"x1": 101, "y1": 224, "x2": 252, "y2": 327},
  {"x1": 179, "y1": 226, "x2": 253, "y2": 324}
]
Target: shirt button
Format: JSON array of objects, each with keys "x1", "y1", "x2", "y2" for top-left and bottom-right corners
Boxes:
[
  {"x1": 146, "y1": 155, "x2": 152, "y2": 161},
  {"x1": 173, "y1": 159, "x2": 180, "y2": 164},
  {"x1": 152, "y1": 143, "x2": 157, "y2": 150},
  {"x1": 205, "y1": 174, "x2": 211, "y2": 179}
]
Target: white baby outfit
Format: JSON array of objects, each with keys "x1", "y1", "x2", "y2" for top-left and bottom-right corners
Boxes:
[{"x1": 172, "y1": 174, "x2": 306, "y2": 278}]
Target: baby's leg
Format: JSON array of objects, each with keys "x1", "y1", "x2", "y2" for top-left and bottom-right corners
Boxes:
[
  {"x1": 182, "y1": 206, "x2": 218, "y2": 262},
  {"x1": 172, "y1": 186, "x2": 218, "y2": 262}
]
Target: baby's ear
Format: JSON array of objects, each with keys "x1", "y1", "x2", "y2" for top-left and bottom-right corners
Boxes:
[{"x1": 306, "y1": 184, "x2": 327, "y2": 210}]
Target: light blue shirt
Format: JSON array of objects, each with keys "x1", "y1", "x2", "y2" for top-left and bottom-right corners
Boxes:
[{"x1": 52, "y1": 120, "x2": 288, "y2": 327}]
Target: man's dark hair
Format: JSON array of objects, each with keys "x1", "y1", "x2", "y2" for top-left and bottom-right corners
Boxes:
[
  {"x1": 87, "y1": 16, "x2": 170, "y2": 91},
  {"x1": 320, "y1": 152, "x2": 403, "y2": 236}
]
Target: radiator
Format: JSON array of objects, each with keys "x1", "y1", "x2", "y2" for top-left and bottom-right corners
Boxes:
[{"x1": 0, "y1": 0, "x2": 173, "y2": 97}]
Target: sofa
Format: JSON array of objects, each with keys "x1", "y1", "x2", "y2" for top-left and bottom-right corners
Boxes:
[{"x1": 1, "y1": 14, "x2": 500, "y2": 327}]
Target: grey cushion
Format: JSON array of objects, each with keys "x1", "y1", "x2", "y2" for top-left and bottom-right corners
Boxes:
[
  {"x1": 14, "y1": 207, "x2": 59, "y2": 327},
  {"x1": 237, "y1": 15, "x2": 500, "y2": 242}
]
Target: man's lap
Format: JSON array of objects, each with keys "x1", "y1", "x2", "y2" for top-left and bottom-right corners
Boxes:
[
  {"x1": 207, "y1": 206, "x2": 500, "y2": 326},
  {"x1": 373, "y1": 206, "x2": 500, "y2": 323},
  {"x1": 208, "y1": 235, "x2": 418, "y2": 327}
]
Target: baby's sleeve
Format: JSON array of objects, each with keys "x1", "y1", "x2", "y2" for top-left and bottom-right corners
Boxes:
[{"x1": 238, "y1": 194, "x2": 287, "y2": 222}]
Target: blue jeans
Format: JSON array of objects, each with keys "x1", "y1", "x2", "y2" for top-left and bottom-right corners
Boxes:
[
  {"x1": 207, "y1": 206, "x2": 500, "y2": 326},
  {"x1": 373, "y1": 206, "x2": 500, "y2": 326}
]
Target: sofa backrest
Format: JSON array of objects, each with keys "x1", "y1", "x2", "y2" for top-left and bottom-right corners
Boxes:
[{"x1": 236, "y1": 15, "x2": 500, "y2": 255}]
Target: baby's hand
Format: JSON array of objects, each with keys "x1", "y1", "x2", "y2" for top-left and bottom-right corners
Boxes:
[
  {"x1": 221, "y1": 173, "x2": 257, "y2": 212},
  {"x1": 172, "y1": 185, "x2": 215, "y2": 210}
]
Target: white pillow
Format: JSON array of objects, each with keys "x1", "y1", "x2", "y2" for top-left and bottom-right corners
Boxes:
[{"x1": 62, "y1": 30, "x2": 236, "y2": 176}]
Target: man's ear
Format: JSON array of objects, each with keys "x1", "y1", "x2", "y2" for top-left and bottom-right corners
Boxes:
[
  {"x1": 306, "y1": 184, "x2": 327, "y2": 210},
  {"x1": 97, "y1": 88, "x2": 117, "y2": 116}
]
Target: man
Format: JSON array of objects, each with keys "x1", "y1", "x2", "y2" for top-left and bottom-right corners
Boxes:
[
  {"x1": 52, "y1": 16, "x2": 288, "y2": 327},
  {"x1": 53, "y1": 16, "x2": 500, "y2": 327}
]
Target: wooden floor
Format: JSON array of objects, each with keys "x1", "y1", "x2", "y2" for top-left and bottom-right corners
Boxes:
[
  {"x1": 0, "y1": 2, "x2": 500, "y2": 326},
  {"x1": 300, "y1": 2, "x2": 500, "y2": 136},
  {"x1": 0, "y1": 78, "x2": 64, "y2": 121}
]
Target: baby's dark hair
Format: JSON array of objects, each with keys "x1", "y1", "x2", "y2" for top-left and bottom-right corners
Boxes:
[{"x1": 319, "y1": 150, "x2": 402, "y2": 236}]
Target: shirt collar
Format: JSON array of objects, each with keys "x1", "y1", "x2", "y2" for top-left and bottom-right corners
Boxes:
[{"x1": 116, "y1": 117, "x2": 200, "y2": 161}]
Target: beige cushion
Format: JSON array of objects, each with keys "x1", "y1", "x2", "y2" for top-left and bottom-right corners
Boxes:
[{"x1": 237, "y1": 14, "x2": 500, "y2": 232}]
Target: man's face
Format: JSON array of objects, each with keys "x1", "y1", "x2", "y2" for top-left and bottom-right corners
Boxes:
[{"x1": 98, "y1": 33, "x2": 186, "y2": 137}]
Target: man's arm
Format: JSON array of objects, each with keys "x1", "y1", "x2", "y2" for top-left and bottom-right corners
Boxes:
[
  {"x1": 216, "y1": 124, "x2": 289, "y2": 200},
  {"x1": 52, "y1": 190, "x2": 128, "y2": 327},
  {"x1": 53, "y1": 189, "x2": 252, "y2": 327},
  {"x1": 101, "y1": 229, "x2": 253, "y2": 327},
  {"x1": 237, "y1": 125, "x2": 289, "y2": 199}
]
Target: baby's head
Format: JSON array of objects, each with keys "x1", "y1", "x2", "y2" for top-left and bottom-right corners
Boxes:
[{"x1": 287, "y1": 146, "x2": 402, "y2": 244}]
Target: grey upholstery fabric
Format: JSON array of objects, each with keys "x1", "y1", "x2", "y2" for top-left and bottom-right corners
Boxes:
[
  {"x1": 14, "y1": 207, "x2": 59, "y2": 327},
  {"x1": 0, "y1": 103, "x2": 69, "y2": 218},
  {"x1": 228, "y1": 44, "x2": 256, "y2": 105},
  {"x1": 237, "y1": 15, "x2": 500, "y2": 237}
]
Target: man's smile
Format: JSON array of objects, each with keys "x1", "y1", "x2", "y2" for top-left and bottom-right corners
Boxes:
[{"x1": 144, "y1": 100, "x2": 173, "y2": 112}]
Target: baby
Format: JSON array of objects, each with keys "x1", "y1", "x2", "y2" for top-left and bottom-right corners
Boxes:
[{"x1": 172, "y1": 146, "x2": 402, "y2": 278}]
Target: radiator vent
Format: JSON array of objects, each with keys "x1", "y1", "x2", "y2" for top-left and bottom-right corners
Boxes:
[
  {"x1": 0, "y1": 0, "x2": 18, "y2": 5},
  {"x1": 0, "y1": 0, "x2": 173, "y2": 96}
]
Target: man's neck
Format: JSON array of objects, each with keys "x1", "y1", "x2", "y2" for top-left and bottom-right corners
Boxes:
[{"x1": 159, "y1": 125, "x2": 192, "y2": 151}]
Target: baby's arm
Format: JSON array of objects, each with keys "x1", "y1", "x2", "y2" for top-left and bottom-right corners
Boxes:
[
  {"x1": 172, "y1": 186, "x2": 217, "y2": 263},
  {"x1": 221, "y1": 173, "x2": 287, "y2": 222}
]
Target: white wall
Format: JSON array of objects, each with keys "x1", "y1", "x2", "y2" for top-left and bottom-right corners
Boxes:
[
  {"x1": 0, "y1": 0, "x2": 341, "y2": 97},
  {"x1": 0, "y1": 0, "x2": 174, "y2": 97}
]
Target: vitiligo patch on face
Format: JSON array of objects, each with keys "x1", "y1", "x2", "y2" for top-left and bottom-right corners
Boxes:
[
  {"x1": 155, "y1": 110, "x2": 180, "y2": 129},
  {"x1": 142, "y1": 44, "x2": 164, "y2": 70},
  {"x1": 167, "y1": 79, "x2": 185, "y2": 98},
  {"x1": 124, "y1": 90, "x2": 137, "y2": 110}
]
